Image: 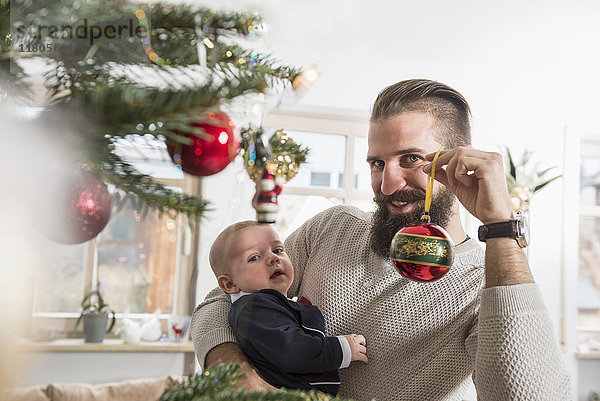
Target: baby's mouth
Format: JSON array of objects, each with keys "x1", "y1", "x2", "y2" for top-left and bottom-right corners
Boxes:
[{"x1": 270, "y1": 270, "x2": 284, "y2": 279}]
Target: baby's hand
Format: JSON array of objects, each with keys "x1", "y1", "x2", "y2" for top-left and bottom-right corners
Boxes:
[{"x1": 343, "y1": 334, "x2": 368, "y2": 363}]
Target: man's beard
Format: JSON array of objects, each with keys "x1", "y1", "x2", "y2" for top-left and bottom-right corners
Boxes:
[{"x1": 369, "y1": 187, "x2": 456, "y2": 259}]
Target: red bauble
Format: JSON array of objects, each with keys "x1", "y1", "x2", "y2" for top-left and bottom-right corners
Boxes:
[
  {"x1": 390, "y1": 222, "x2": 454, "y2": 283},
  {"x1": 168, "y1": 112, "x2": 241, "y2": 176},
  {"x1": 44, "y1": 169, "x2": 112, "y2": 244}
]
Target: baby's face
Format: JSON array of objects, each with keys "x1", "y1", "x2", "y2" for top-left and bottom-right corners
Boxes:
[{"x1": 227, "y1": 225, "x2": 294, "y2": 296}]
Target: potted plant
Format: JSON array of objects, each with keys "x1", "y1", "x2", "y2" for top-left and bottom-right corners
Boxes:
[
  {"x1": 502, "y1": 146, "x2": 561, "y2": 213},
  {"x1": 74, "y1": 284, "x2": 116, "y2": 343}
]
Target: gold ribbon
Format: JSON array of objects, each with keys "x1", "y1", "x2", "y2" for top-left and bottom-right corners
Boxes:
[{"x1": 422, "y1": 146, "x2": 445, "y2": 222}]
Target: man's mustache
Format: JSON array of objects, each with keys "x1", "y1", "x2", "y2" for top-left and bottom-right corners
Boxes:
[{"x1": 373, "y1": 189, "x2": 427, "y2": 205}]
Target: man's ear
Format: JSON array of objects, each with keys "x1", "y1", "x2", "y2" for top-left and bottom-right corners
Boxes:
[{"x1": 218, "y1": 274, "x2": 240, "y2": 294}]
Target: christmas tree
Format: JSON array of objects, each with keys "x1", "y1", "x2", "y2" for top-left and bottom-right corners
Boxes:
[
  {"x1": 0, "y1": 0, "x2": 311, "y2": 242},
  {"x1": 160, "y1": 364, "x2": 354, "y2": 401}
]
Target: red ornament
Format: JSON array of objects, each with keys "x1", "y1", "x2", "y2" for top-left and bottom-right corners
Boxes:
[
  {"x1": 168, "y1": 112, "x2": 241, "y2": 176},
  {"x1": 44, "y1": 169, "x2": 112, "y2": 244},
  {"x1": 390, "y1": 221, "x2": 454, "y2": 283}
]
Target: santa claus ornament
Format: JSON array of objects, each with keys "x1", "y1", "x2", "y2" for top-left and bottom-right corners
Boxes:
[
  {"x1": 390, "y1": 147, "x2": 454, "y2": 283},
  {"x1": 253, "y1": 168, "x2": 283, "y2": 224}
]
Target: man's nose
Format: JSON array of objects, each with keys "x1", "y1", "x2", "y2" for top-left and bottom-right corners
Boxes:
[{"x1": 381, "y1": 165, "x2": 407, "y2": 196}]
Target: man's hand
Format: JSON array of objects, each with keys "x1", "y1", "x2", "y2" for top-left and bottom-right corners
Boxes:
[
  {"x1": 423, "y1": 147, "x2": 512, "y2": 224},
  {"x1": 206, "y1": 343, "x2": 277, "y2": 391},
  {"x1": 423, "y1": 146, "x2": 534, "y2": 287},
  {"x1": 343, "y1": 334, "x2": 368, "y2": 363}
]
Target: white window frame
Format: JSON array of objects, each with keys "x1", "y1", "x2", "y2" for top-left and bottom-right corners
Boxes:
[
  {"x1": 562, "y1": 128, "x2": 600, "y2": 356},
  {"x1": 261, "y1": 108, "x2": 372, "y2": 204}
]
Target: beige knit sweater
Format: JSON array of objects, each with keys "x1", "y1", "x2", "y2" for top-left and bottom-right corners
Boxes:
[{"x1": 191, "y1": 206, "x2": 571, "y2": 401}]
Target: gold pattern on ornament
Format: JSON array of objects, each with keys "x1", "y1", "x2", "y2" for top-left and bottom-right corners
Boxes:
[{"x1": 392, "y1": 237, "x2": 449, "y2": 262}]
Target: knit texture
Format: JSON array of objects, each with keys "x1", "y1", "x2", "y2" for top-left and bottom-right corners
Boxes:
[{"x1": 191, "y1": 205, "x2": 571, "y2": 401}]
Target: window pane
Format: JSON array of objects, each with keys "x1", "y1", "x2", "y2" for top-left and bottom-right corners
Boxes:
[
  {"x1": 310, "y1": 172, "x2": 331, "y2": 187},
  {"x1": 97, "y1": 202, "x2": 179, "y2": 314},
  {"x1": 273, "y1": 195, "x2": 342, "y2": 240},
  {"x1": 354, "y1": 137, "x2": 371, "y2": 191},
  {"x1": 32, "y1": 240, "x2": 87, "y2": 313},
  {"x1": 580, "y1": 157, "x2": 600, "y2": 208},
  {"x1": 578, "y1": 215, "x2": 600, "y2": 328},
  {"x1": 113, "y1": 135, "x2": 184, "y2": 180},
  {"x1": 284, "y1": 131, "x2": 346, "y2": 189}
]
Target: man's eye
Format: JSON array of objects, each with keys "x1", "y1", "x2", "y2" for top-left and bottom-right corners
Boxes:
[
  {"x1": 370, "y1": 160, "x2": 384, "y2": 168},
  {"x1": 402, "y1": 155, "x2": 422, "y2": 164},
  {"x1": 248, "y1": 255, "x2": 259, "y2": 262}
]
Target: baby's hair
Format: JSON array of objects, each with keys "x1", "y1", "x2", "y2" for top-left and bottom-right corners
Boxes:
[{"x1": 209, "y1": 220, "x2": 261, "y2": 277}]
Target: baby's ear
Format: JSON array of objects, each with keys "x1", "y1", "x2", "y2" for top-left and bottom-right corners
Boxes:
[{"x1": 218, "y1": 275, "x2": 239, "y2": 294}]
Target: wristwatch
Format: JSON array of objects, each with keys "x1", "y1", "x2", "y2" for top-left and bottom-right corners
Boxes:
[{"x1": 477, "y1": 212, "x2": 529, "y2": 248}]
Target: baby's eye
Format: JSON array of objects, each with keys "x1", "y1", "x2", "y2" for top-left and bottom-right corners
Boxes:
[
  {"x1": 248, "y1": 255, "x2": 260, "y2": 262},
  {"x1": 273, "y1": 248, "x2": 284, "y2": 254}
]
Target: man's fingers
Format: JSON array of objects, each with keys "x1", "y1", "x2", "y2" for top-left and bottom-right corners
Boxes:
[
  {"x1": 424, "y1": 148, "x2": 499, "y2": 187},
  {"x1": 355, "y1": 347, "x2": 368, "y2": 363},
  {"x1": 355, "y1": 334, "x2": 366, "y2": 345}
]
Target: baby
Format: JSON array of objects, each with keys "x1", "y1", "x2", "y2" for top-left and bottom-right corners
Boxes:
[{"x1": 209, "y1": 220, "x2": 368, "y2": 395}]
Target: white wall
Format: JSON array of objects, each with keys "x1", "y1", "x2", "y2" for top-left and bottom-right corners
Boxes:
[{"x1": 195, "y1": 1, "x2": 600, "y2": 400}]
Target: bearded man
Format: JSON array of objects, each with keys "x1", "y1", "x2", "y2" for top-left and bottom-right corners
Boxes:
[{"x1": 191, "y1": 79, "x2": 571, "y2": 401}]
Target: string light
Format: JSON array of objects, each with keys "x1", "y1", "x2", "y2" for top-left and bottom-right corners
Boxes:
[
  {"x1": 292, "y1": 63, "x2": 321, "y2": 91},
  {"x1": 135, "y1": 8, "x2": 165, "y2": 66}
]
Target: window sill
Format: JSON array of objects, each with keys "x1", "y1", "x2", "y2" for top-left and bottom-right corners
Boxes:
[
  {"x1": 17, "y1": 338, "x2": 194, "y2": 353},
  {"x1": 575, "y1": 351, "x2": 600, "y2": 359}
]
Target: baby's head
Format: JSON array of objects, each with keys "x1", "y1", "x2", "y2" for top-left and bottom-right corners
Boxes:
[{"x1": 209, "y1": 221, "x2": 294, "y2": 297}]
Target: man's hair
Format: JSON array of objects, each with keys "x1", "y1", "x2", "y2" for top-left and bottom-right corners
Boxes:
[
  {"x1": 370, "y1": 79, "x2": 471, "y2": 148},
  {"x1": 209, "y1": 220, "x2": 260, "y2": 277}
]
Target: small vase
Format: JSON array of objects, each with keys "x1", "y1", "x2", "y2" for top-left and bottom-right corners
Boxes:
[{"x1": 83, "y1": 311, "x2": 108, "y2": 343}]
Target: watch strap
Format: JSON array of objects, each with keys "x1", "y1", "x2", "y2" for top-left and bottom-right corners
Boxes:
[{"x1": 478, "y1": 220, "x2": 518, "y2": 242}]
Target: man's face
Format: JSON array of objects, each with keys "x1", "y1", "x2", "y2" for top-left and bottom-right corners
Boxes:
[{"x1": 367, "y1": 112, "x2": 456, "y2": 258}]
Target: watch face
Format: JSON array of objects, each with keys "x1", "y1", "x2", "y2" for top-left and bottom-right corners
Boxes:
[{"x1": 516, "y1": 213, "x2": 529, "y2": 247}]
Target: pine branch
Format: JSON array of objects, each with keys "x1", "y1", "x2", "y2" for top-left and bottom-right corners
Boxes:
[
  {"x1": 149, "y1": 4, "x2": 262, "y2": 37},
  {"x1": 33, "y1": 110, "x2": 210, "y2": 222},
  {"x1": 94, "y1": 151, "x2": 211, "y2": 221},
  {"x1": 0, "y1": 0, "x2": 31, "y2": 103},
  {"x1": 6, "y1": 0, "x2": 308, "y2": 221},
  {"x1": 160, "y1": 364, "x2": 355, "y2": 401}
]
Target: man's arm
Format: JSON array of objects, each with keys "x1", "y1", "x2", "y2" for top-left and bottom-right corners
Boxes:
[
  {"x1": 190, "y1": 287, "x2": 275, "y2": 391},
  {"x1": 206, "y1": 343, "x2": 277, "y2": 391},
  {"x1": 426, "y1": 148, "x2": 571, "y2": 399}
]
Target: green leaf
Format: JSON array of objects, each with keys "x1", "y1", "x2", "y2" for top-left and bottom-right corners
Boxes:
[
  {"x1": 519, "y1": 149, "x2": 533, "y2": 167},
  {"x1": 536, "y1": 166, "x2": 558, "y2": 179},
  {"x1": 505, "y1": 147, "x2": 516, "y2": 179},
  {"x1": 533, "y1": 174, "x2": 561, "y2": 192}
]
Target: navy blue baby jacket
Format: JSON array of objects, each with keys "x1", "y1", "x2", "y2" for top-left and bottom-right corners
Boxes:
[{"x1": 228, "y1": 289, "x2": 343, "y2": 395}]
